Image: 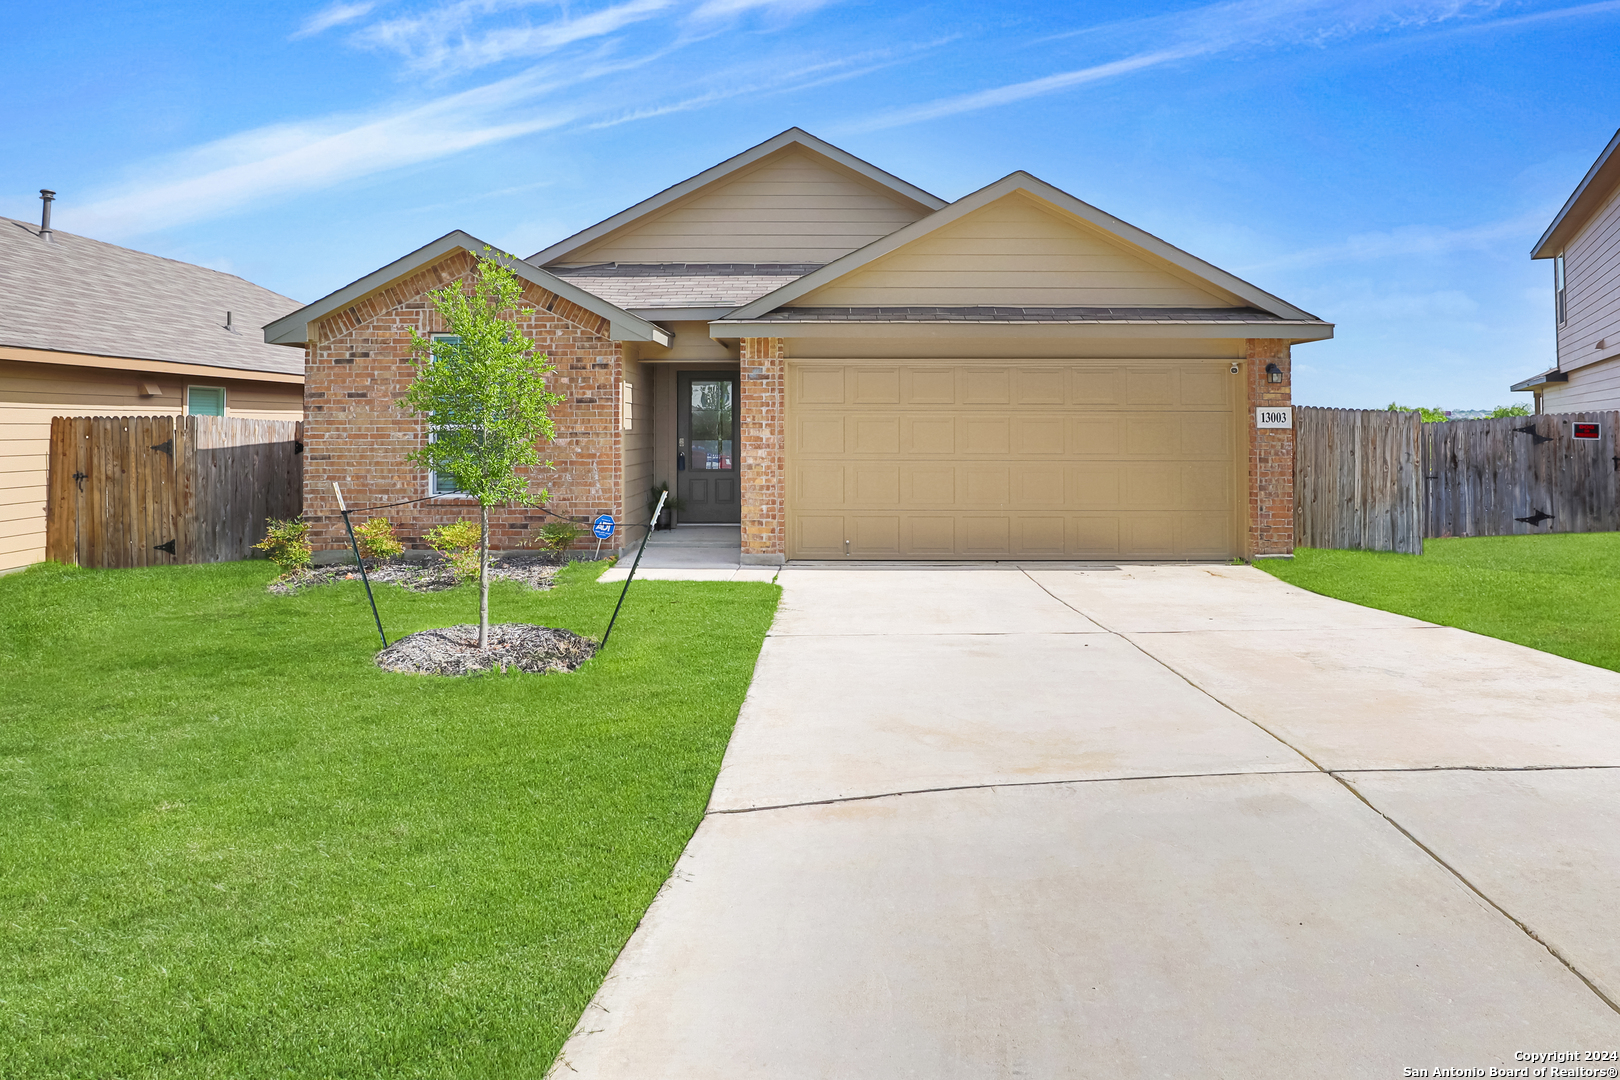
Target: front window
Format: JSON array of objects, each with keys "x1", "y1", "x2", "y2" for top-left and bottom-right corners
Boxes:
[
  {"x1": 1554, "y1": 254, "x2": 1567, "y2": 326},
  {"x1": 427, "y1": 335, "x2": 465, "y2": 496}
]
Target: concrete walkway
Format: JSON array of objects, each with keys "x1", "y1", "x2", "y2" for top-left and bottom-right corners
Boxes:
[
  {"x1": 597, "y1": 525, "x2": 779, "y2": 582},
  {"x1": 552, "y1": 565, "x2": 1620, "y2": 1077}
]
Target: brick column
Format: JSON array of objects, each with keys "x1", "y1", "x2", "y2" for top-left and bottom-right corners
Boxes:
[
  {"x1": 739, "y1": 337, "x2": 786, "y2": 562},
  {"x1": 1246, "y1": 338, "x2": 1294, "y2": 557}
]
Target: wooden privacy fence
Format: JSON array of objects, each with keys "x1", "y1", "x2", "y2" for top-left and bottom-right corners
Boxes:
[
  {"x1": 1294, "y1": 406, "x2": 1425, "y2": 554},
  {"x1": 1423, "y1": 412, "x2": 1619, "y2": 538},
  {"x1": 45, "y1": 415, "x2": 303, "y2": 568},
  {"x1": 1295, "y1": 408, "x2": 1620, "y2": 552}
]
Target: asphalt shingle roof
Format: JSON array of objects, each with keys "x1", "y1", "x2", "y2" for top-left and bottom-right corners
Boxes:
[
  {"x1": 729, "y1": 305, "x2": 1298, "y2": 324},
  {"x1": 545, "y1": 263, "x2": 823, "y2": 310},
  {"x1": 0, "y1": 217, "x2": 305, "y2": 376}
]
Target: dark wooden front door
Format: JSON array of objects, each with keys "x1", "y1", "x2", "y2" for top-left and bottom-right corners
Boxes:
[{"x1": 677, "y1": 371, "x2": 740, "y2": 524}]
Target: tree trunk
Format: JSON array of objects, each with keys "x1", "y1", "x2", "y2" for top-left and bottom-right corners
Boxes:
[{"x1": 478, "y1": 502, "x2": 490, "y2": 649}]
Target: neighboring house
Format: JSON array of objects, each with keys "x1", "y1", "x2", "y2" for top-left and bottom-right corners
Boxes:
[
  {"x1": 1, "y1": 201, "x2": 305, "y2": 572},
  {"x1": 1514, "y1": 128, "x2": 1620, "y2": 412},
  {"x1": 266, "y1": 129, "x2": 1332, "y2": 563}
]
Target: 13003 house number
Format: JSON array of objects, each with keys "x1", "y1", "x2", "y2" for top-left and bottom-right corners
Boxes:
[{"x1": 1256, "y1": 407, "x2": 1293, "y2": 428}]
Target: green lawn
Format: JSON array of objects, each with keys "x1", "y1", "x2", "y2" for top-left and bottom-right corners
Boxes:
[
  {"x1": 0, "y1": 559, "x2": 779, "y2": 1079},
  {"x1": 1256, "y1": 532, "x2": 1620, "y2": 672}
]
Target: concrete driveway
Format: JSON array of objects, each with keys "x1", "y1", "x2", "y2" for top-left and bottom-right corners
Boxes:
[{"x1": 551, "y1": 564, "x2": 1620, "y2": 1078}]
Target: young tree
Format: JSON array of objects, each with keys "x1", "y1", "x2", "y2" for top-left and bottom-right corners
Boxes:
[{"x1": 402, "y1": 251, "x2": 564, "y2": 648}]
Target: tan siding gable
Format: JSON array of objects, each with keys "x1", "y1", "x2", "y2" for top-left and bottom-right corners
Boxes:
[
  {"x1": 1558, "y1": 183, "x2": 1620, "y2": 373},
  {"x1": 563, "y1": 149, "x2": 930, "y2": 265},
  {"x1": 792, "y1": 192, "x2": 1236, "y2": 309},
  {"x1": 1543, "y1": 354, "x2": 1620, "y2": 410}
]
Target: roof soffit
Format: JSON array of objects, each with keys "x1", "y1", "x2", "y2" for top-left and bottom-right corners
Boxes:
[
  {"x1": 528, "y1": 128, "x2": 947, "y2": 266},
  {"x1": 1532, "y1": 128, "x2": 1620, "y2": 259},
  {"x1": 726, "y1": 172, "x2": 1322, "y2": 323},
  {"x1": 262, "y1": 232, "x2": 671, "y2": 347}
]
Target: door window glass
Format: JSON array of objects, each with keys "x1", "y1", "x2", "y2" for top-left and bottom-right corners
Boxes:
[{"x1": 689, "y1": 380, "x2": 733, "y2": 470}]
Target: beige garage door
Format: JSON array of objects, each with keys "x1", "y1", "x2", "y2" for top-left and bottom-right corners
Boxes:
[{"x1": 786, "y1": 361, "x2": 1242, "y2": 560}]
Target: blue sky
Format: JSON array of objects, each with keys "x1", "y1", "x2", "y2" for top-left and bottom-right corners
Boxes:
[{"x1": 4, "y1": 0, "x2": 1617, "y2": 408}]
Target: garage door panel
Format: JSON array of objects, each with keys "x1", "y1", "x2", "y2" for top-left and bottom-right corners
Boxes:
[
  {"x1": 853, "y1": 516, "x2": 901, "y2": 557},
  {"x1": 853, "y1": 465, "x2": 901, "y2": 506},
  {"x1": 1072, "y1": 517, "x2": 1122, "y2": 557},
  {"x1": 1015, "y1": 369, "x2": 1065, "y2": 405},
  {"x1": 1068, "y1": 464, "x2": 1122, "y2": 510},
  {"x1": 1124, "y1": 369, "x2": 1177, "y2": 405},
  {"x1": 796, "y1": 515, "x2": 845, "y2": 557},
  {"x1": 963, "y1": 516, "x2": 1011, "y2": 555},
  {"x1": 797, "y1": 417, "x2": 846, "y2": 454},
  {"x1": 963, "y1": 467, "x2": 1010, "y2": 506},
  {"x1": 905, "y1": 516, "x2": 956, "y2": 555},
  {"x1": 797, "y1": 465, "x2": 845, "y2": 506},
  {"x1": 1071, "y1": 368, "x2": 1120, "y2": 405},
  {"x1": 852, "y1": 368, "x2": 900, "y2": 404},
  {"x1": 853, "y1": 417, "x2": 900, "y2": 454},
  {"x1": 903, "y1": 466, "x2": 956, "y2": 506},
  {"x1": 1071, "y1": 417, "x2": 1123, "y2": 456},
  {"x1": 963, "y1": 369, "x2": 1010, "y2": 404},
  {"x1": 787, "y1": 360, "x2": 1239, "y2": 561},
  {"x1": 1015, "y1": 516, "x2": 1066, "y2": 557},
  {"x1": 797, "y1": 366, "x2": 845, "y2": 405},
  {"x1": 1181, "y1": 369, "x2": 1231, "y2": 407},
  {"x1": 963, "y1": 417, "x2": 1010, "y2": 454},
  {"x1": 1183, "y1": 463, "x2": 1233, "y2": 511},
  {"x1": 903, "y1": 416, "x2": 956, "y2": 455},
  {"x1": 1017, "y1": 418, "x2": 1066, "y2": 455},
  {"x1": 1014, "y1": 466, "x2": 1066, "y2": 508},
  {"x1": 904, "y1": 368, "x2": 956, "y2": 404}
]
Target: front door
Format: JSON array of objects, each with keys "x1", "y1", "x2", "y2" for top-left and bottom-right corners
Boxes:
[{"x1": 676, "y1": 371, "x2": 741, "y2": 524}]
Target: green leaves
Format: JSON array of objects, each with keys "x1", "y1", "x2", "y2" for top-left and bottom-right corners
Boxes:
[{"x1": 401, "y1": 253, "x2": 565, "y2": 510}]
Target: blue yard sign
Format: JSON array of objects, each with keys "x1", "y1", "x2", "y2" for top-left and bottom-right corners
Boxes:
[{"x1": 592, "y1": 514, "x2": 616, "y2": 540}]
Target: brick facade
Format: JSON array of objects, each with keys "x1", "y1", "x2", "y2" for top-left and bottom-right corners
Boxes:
[
  {"x1": 738, "y1": 337, "x2": 786, "y2": 560},
  {"x1": 1245, "y1": 338, "x2": 1295, "y2": 557},
  {"x1": 301, "y1": 250, "x2": 623, "y2": 554}
]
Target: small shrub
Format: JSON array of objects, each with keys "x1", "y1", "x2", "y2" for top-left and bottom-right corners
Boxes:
[
  {"x1": 1491, "y1": 404, "x2": 1531, "y2": 418},
  {"x1": 536, "y1": 520, "x2": 584, "y2": 553},
  {"x1": 426, "y1": 520, "x2": 482, "y2": 582},
  {"x1": 353, "y1": 516, "x2": 404, "y2": 560},
  {"x1": 253, "y1": 518, "x2": 312, "y2": 575}
]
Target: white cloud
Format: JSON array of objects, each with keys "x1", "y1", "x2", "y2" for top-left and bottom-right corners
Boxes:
[
  {"x1": 846, "y1": 0, "x2": 1529, "y2": 131},
  {"x1": 1242, "y1": 212, "x2": 1552, "y2": 272},
  {"x1": 292, "y1": 0, "x2": 379, "y2": 39},
  {"x1": 357, "y1": 0, "x2": 676, "y2": 74}
]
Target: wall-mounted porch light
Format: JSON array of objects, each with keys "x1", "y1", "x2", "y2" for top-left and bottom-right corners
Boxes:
[{"x1": 1265, "y1": 362, "x2": 1284, "y2": 384}]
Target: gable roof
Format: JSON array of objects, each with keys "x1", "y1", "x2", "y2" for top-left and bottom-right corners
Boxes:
[
  {"x1": 0, "y1": 216, "x2": 304, "y2": 376},
  {"x1": 726, "y1": 172, "x2": 1323, "y2": 325},
  {"x1": 1532, "y1": 128, "x2": 1620, "y2": 260},
  {"x1": 263, "y1": 232, "x2": 672, "y2": 348},
  {"x1": 529, "y1": 128, "x2": 946, "y2": 266}
]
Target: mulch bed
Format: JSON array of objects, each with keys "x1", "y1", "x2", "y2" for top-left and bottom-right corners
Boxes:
[
  {"x1": 270, "y1": 553, "x2": 562, "y2": 596},
  {"x1": 375, "y1": 623, "x2": 597, "y2": 676}
]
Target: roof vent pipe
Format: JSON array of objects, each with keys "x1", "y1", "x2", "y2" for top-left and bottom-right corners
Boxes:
[
  {"x1": 38, "y1": 189, "x2": 55, "y2": 241},
  {"x1": 225, "y1": 311, "x2": 233, "y2": 331}
]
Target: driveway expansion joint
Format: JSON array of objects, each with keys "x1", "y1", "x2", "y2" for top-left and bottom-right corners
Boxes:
[{"x1": 1019, "y1": 567, "x2": 1620, "y2": 1020}]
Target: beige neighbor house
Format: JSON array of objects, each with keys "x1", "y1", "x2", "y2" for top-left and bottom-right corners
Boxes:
[
  {"x1": 1514, "y1": 128, "x2": 1620, "y2": 411},
  {"x1": 267, "y1": 129, "x2": 1332, "y2": 563},
  {"x1": 0, "y1": 201, "x2": 305, "y2": 572}
]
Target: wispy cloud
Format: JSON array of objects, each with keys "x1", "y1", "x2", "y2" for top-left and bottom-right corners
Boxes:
[
  {"x1": 358, "y1": 0, "x2": 676, "y2": 74},
  {"x1": 1242, "y1": 211, "x2": 1552, "y2": 272},
  {"x1": 847, "y1": 0, "x2": 1566, "y2": 131},
  {"x1": 292, "y1": 0, "x2": 379, "y2": 39}
]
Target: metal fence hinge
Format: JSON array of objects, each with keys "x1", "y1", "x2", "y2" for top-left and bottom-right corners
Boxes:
[
  {"x1": 1515, "y1": 509, "x2": 1553, "y2": 527},
  {"x1": 154, "y1": 539, "x2": 176, "y2": 555},
  {"x1": 150, "y1": 437, "x2": 174, "y2": 458},
  {"x1": 1512, "y1": 425, "x2": 1552, "y2": 446},
  {"x1": 72, "y1": 470, "x2": 88, "y2": 492}
]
